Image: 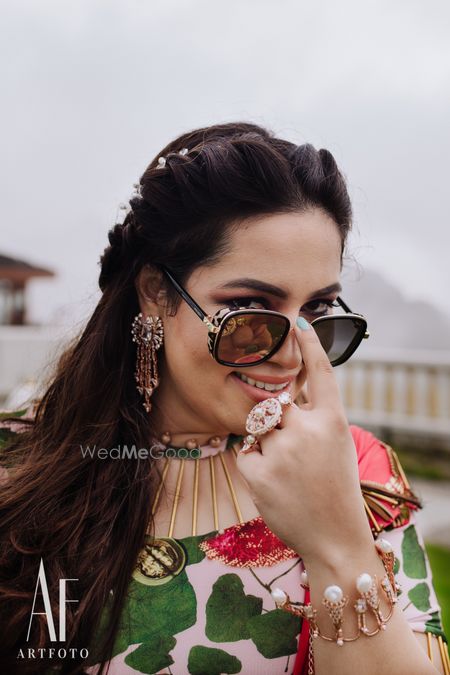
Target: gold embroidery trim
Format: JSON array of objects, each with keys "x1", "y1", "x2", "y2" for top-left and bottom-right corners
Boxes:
[{"x1": 360, "y1": 440, "x2": 423, "y2": 534}]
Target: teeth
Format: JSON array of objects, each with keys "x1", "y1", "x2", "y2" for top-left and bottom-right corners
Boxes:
[{"x1": 235, "y1": 372, "x2": 289, "y2": 391}]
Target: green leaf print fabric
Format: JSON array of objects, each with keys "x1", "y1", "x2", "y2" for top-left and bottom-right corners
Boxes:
[
  {"x1": 0, "y1": 412, "x2": 447, "y2": 672},
  {"x1": 402, "y1": 524, "x2": 428, "y2": 578},
  {"x1": 187, "y1": 646, "x2": 241, "y2": 675},
  {"x1": 85, "y1": 531, "x2": 304, "y2": 675},
  {"x1": 205, "y1": 574, "x2": 263, "y2": 642},
  {"x1": 377, "y1": 512, "x2": 446, "y2": 640},
  {"x1": 84, "y1": 511, "x2": 446, "y2": 675}
]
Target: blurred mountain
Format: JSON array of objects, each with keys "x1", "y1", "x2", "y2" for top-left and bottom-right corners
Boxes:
[{"x1": 340, "y1": 267, "x2": 450, "y2": 351}]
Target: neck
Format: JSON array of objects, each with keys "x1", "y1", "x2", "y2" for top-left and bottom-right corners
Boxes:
[{"x1": 149, "y1": 397, "x2": 232, "y2": 449}]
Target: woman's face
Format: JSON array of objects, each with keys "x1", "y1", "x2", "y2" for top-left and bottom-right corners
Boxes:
[{"x1": 137, "y1": 208, "x2": 343, "y2": 443}]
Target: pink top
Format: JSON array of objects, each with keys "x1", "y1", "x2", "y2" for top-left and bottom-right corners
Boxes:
[
  {"x1": 0, "y1": 412, "x2": 446, "y2": 674},
  {"x1": 84, "y1": 426, "x2": 446, "y2": 675}
]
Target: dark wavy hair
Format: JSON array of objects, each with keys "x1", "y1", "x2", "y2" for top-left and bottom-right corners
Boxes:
[{"x1": 0, "y1": 121, "x2": 352, "y2": 674}]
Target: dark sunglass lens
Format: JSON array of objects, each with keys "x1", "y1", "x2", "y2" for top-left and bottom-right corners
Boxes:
[
  {"x1": 216, "y1": 313, "x2": 288, "y2": 365},
  {"x1": 312, "y1": 317, "x2": 364, "y2": 364}
]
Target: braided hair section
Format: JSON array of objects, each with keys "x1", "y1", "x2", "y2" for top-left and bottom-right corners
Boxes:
[{"x1": 98, "y1": 122, "x2": 353, "y2": 295}]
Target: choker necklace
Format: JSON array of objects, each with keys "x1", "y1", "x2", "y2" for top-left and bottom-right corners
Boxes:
[{"x1": 158, "y1": 431, "x2": 224, "y2": 454}]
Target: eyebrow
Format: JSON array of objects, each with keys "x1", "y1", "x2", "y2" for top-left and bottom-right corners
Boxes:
[{"x1": 216, "y1": 278, "x2": 342, "y2": 299}]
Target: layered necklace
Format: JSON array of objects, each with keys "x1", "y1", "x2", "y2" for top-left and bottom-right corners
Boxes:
[
  {"x1": 133, "y1": 432, "x2": 299, "y2": 586},
  {"x1": 149, "y1": 432, "x2": 246, "y2": 537}
]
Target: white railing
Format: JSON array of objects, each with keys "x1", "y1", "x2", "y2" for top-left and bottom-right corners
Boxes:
[
  {"x1": 335, "y1": 349, "x2": 450, "y2": 444},
  {"x1": 0, "y1": 325, "x2": 78, "y2": 406}
]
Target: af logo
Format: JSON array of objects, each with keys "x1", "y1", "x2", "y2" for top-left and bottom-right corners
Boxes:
[{"x1": 26, "y1": 558, "x2": 79, "y2": 642}]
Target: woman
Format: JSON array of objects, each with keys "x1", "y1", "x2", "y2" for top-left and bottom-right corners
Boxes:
[{"x1": 0, "y1": 121, "x2": 448, "y2": 674}]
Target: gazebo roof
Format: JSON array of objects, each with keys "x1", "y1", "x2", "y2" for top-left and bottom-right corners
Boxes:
[{"x1": 0, "y1": 253, "x2": 54, "y2": 283}]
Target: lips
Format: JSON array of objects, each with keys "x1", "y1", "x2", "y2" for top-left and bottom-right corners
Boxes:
[
  {"x1": 236, "y1": 372, "x2": 290, "y2": 392},
  {"x1": 231, "y1": 372, "x2": 293, "y2": 403}
]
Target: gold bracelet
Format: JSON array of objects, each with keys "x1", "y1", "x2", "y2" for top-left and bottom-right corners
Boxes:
[{"x1": 272, "y1": 537, "x2": 399, "y2": 646}]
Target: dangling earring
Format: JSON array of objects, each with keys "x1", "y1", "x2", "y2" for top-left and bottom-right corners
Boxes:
[{"x1": 131, "y1": 313, "x2": 164, "y2": 413}]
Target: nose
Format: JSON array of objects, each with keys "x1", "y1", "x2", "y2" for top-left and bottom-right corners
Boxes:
[{"x1": 270, "y1": 322, "x2": 303, "y2": 371}]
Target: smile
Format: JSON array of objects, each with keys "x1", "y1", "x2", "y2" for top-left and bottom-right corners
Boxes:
[{"x1": 233, "y1": 372, "x2": 290, "y2": 392}]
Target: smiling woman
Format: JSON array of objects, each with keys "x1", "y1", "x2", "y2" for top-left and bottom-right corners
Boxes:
[{"x1": 0, "y1": 122, "x2": 448, "y2": 675}]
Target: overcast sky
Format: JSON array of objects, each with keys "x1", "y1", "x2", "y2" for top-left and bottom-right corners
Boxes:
[{"x1": 1, "y1": 0, "x2": 449, "y2": 328}]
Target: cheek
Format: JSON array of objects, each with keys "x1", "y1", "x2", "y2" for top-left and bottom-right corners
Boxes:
[{"x1": 163, "y1": 317, "x2": 219, "y2": 373}]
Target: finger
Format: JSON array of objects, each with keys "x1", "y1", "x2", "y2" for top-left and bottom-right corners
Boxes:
[
  {"x1": 235, "y1": 441, "x2": 265, "y2": 470},
  {"x1": 271, "y1": 395, "x2": 300, "y2": 429},
  {"x1": 294, "y1": 317, "x2": 343, "y2": 410},
  {"x1": 290, "y1": 383, "x2": 313, "y2": 411}
]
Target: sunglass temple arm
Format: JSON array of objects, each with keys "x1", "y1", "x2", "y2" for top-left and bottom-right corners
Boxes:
[
  {"x1": 160, "y1": 266, "x2": 220, "y2": 333},
  {"x1": 337, "y1": 296, "x2": 370, "y2": 340}
]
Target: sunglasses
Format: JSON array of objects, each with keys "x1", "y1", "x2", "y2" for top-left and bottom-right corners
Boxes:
[{"x1": 160, "y1": 266, "x2": 369, "y2": 368}]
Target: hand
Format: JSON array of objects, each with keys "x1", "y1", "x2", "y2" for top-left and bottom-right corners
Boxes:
[{"x1": 236, "y1": 319, "x2": 373, "y2": 565}]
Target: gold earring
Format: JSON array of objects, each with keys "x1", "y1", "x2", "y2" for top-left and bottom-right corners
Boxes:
[{"x1": 131, "y1": 313, "x2": 164, "y2": 413}]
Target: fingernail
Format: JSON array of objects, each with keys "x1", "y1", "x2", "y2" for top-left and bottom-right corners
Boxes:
[{"x1": 296, "y1": 317, "x2": 311, "y2": 330}]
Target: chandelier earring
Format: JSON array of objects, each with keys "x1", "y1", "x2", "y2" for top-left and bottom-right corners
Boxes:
[{"x1": 131, "y1": 313, "x2": 164, "y2": 413}]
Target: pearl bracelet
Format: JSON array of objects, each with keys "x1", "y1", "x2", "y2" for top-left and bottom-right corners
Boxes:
[{"x1": 272, "y1": 537, "x2": 400, "y2": 646}]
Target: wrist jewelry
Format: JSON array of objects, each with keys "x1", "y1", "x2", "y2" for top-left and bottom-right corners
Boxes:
[{"x1": 271, "y1": 537, "x2": 400, "y2": 647}]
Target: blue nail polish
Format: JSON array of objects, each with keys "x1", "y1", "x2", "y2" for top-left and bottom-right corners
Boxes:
[{"x1": 296, "y1": 317, "x2": 311, "y2": 330}]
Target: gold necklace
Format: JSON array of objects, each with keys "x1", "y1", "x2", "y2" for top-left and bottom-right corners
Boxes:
[
  {"x1": 159, "y1": 431, "x2": 224, "y2": 451},
  {"x1": 133, "y1": 438, "x2": 245, "y2": 585},
  {"x1": 133, "y1": 437, "x2": 299, "y2": 585},
  {"x1": 149, "y1": 436, "x2": 244, "y2": 537}
]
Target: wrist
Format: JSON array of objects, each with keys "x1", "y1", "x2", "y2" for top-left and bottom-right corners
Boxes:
[
  {"x1": 303, "y1": 540, "x2": 388, "y2": 598},
  {"x1": 300, "y1": 528, "x2": 377, "y2": 573}
]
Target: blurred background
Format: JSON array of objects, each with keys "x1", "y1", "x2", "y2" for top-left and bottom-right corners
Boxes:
[{"x1": 0, "y1": 0, "x2": 449, "y2": 641}]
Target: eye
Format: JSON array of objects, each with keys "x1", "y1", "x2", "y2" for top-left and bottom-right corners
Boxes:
[
  {"x1": 302, "y1": 299, "x2": 340, "y2": 317},
  {"x1": 226, "y1": 296, "x2": 268, "y2": 310},
  {"x1": 223, "y1": 296, "x2": 340, "y2": 315}
]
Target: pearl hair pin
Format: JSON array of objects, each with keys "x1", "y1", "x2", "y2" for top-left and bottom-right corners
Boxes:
[
  {"x1": 157, "y1": 147, "x2": 189, "y2": 169},
  {"x1": 117, "y1": 147, "x2": 190, "y2": 220}
]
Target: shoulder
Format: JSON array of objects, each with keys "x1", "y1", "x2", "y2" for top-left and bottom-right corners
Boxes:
[
  {"x1": 349, "y1": 424, "x2": 423, "y2": 534},
  {"x1": 0, "y1": 404, "x2": 35, "y2": 438}
]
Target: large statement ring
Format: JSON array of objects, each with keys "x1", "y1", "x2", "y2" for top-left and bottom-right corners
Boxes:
[{"x1": 240, "y1": 392, "x2": 293, "y2": 454}]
